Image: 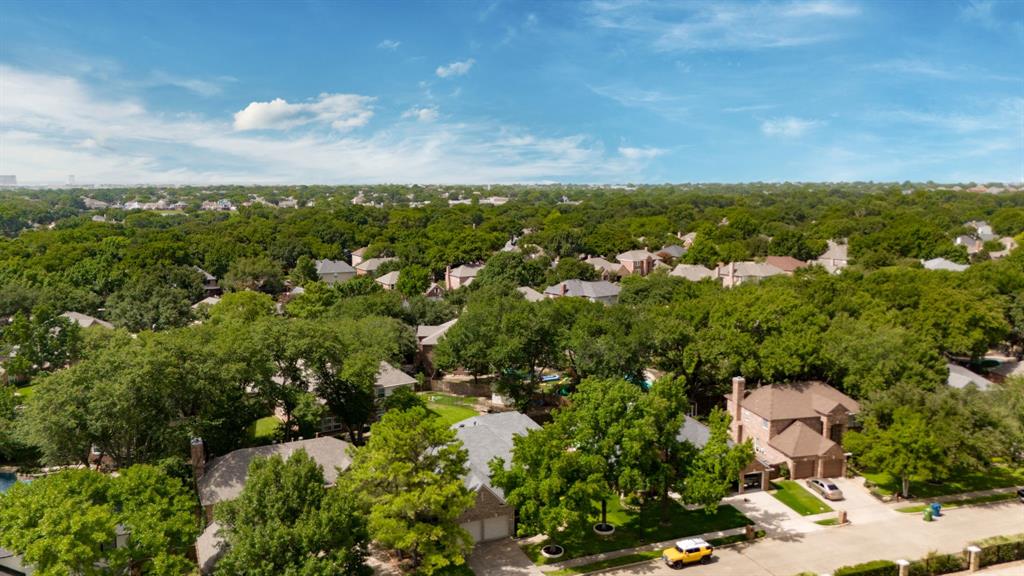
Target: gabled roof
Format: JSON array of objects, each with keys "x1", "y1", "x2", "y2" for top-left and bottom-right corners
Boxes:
[
  {"x1": 417, "y1": 318, "x2": 458, "y2": 346},
  {"x1": 193, "y1": 266, "x2": 216, "y2": 281},
  {"x1": 543, "y1": 279, "x2": 621, "y2": 300},
  {"x1": 768, "y1": 421, "x2": 839, "y2": 458},
  {"x1": 315, "y1": 259, "x2": 355, "y2": 275},
  {"x1": 452, "y1": 412, "x2": 539, "y2": 498},
  {"x1": 764, "y1": 256, "x2": 808, "y2": 273},
  {"x1": 922, "y1": 257, "x2": 969, "y2": 272},
  {"x1": 657, "y1": 245, "x2": 686, "y2": 259},
  {"x1": 351, "y1": 247, "x2": 368, "y2": 257},
  {"x1": 616, "y1": 249, "x2": 656, "y2": 262},
  {"x1": 424, "y1": 282, "x2": 445, "y2": 297},
  {"x1": 731, "y1": 381, "x2": 859, "y2": 422},
  {"x1": 819, "y1": 240, "x2": 848, "y2": 261},
  {"x1": 450, "y1": 263, "x2": 484, "y2": 278},
  {"x1": 355, "y1": 257, "x2": 396, "y2": 272},
  {"x1": 676, "y1": 415, "x2": 734, "y2": 449},
  {"x1": 61, "y1": 311, "x2": 114, "y2": 330},
  {"x1": 715, "y1": 261, "x2": 786, "y2": 278},
  {"x1": 585, "y1": 257, "x2": 624, "y2": 276},
  {"x1": 376, "y1": 361, "x2": 417, "y2": 390},
  {"x1": 946, "y1": 363, "x2": 993, "y2": 391},
  {"x1": 192, "y1": 296, "x2": 222, "y2": 309},
  {"x1": 670, "y1": 264, "x2": 715, "y2": 281},
  {"x1": 198, "y1": 437, "x2": 352, "y2": 507},
  {"x1": 517, "y1": 286, "x2": 545, "y2": 302},
  {"x1": 375, "y1": 270, "x2": 400, "y2": 286}
]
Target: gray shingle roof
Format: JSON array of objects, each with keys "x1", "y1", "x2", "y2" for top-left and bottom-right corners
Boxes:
[
  {"x1": 452, "y1": 412, "x2": 539, "y2": 498},
  {"x1": 517, "y1": 286, "x2": 545, "y2": 302},
  {"x1": 61, "y1": 311, "x2": 114, "y2": 330},
  {"x1": 922, "y1": 258, "x2": 969, "y2": 272},
  {"x1": 417, "y1": 318, "x2": 458, "y2": 346},
  {"x1": 315, "y1": 259, "x2": 355, "y2": 275},
  {"x1": 376, "y1": 361, "x2": 417, "y2": 390},
  {"x1": 197, "y1": 437, "x2": 352, "y2": 507},
  {"x1": 616, "y1": 249, "x2": 656, "y2": 262},
  {"x1": 356, "y1": 257, "x2": 396, "y2": 272},
  {"x1": 670, "y1": 264, "x2": 715, "y2": 281},
  {"x1": 676, "y1": 415, "x2": 734, "y2": 449},
  {"x1": 946, "y1": 363, "x2": 993, "y2": 391},
  {"x1": 543, "y1": 279, "x2": 621, "y2": 300}
]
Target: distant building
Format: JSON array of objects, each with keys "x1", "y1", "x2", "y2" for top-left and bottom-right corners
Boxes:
[
  {"x1": 715, "y1": 261, "x2": 786, "y2": 288},
  {"x1": 813, "y1": 240, "x2": 849, "y2": 274},
  {"x1": 315, "y1": 259, "x2": 356, "y2": 285},
  {"x1": 0, "y1": 175, "x2": 16, "y2": 187},
  {"x1": 375, "y1": 270, "x2": 400, "y2": 291},
  {"x1": 445, "y1": 263, "x2": 484, "y2": 290},
  {"x1": 670, "y1": 264, "x2": 716, "y2": 282},
  {"x1": 61, "y1": 311, "x2": 114, "y2": 330},
  {"x1": 616, "y1": 249, "x2": 657, "y2": 276},
  {"x1": 922, "y1": 257, "x2": 969, "y2": 272},
  {"x1": 543, "y1": 279, "x2": 621, "y2": 304}
]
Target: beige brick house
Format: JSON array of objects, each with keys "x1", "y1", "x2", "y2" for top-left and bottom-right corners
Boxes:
[{"x1": 726, "y1": 377, "x2": 858, "y2": 480}]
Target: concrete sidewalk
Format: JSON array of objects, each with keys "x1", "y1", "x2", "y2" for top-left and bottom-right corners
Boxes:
[{"x1": 537, "y1": 526, "x2": 749, "y2": 572}]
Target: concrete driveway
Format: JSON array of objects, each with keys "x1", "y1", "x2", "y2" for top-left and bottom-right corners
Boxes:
[
  {"x1": 724, "y1": 490, "x2": 824, "y2": 538},
  {"x1": 805, "y1": 476, "x2": 900, "y2": 525},
  {"x1": 469, "y1": 539, "x2": 545, "y2": 576},
  {"x1": 596, "y1": 499, "x2": 1024, "y2": 576}
]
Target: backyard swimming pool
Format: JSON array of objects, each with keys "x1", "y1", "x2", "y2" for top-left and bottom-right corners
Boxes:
[{"x1": 0, "y1": 472, "x2": 19, "y2": 493}]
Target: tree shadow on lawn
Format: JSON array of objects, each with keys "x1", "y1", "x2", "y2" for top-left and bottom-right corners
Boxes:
[{"x1": 523, "y1": 499, "x2": 759, "y2": 565}]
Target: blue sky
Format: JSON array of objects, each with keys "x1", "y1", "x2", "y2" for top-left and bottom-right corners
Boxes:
[{"x1": 1, "y1": 0, "x2": 1022, "y2": 184}]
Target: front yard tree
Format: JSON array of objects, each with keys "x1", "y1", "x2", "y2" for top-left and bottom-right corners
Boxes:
[
  {"x1": 561, "y1": 378, "x2": 645, "y2": 526},
  {"x1": 681, "y1": 407, "x2": 754, "y2": 512},
  {"x1": 348, "y1": 407, "x2": 475, "y2": 575},
  {"x1": 0, "y1": 466, "x2": 199, "y2": 575},
  {"x1": 490, "y1": 418, "x2": 608, "y2": 545},
  {"x1": 844, "y1": 407, "x2": 944, "y2": 498},
  {"x1": 215, "y1": 449, "x2": 370, "y2": 576}
]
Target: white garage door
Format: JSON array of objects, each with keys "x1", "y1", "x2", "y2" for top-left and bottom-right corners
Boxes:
[
  {"x1": 483, "y1": 515, "x2": 510, "y2": 540},
  {"x1": 461, "y1": 520, "x2": 483, "y2": 542}
]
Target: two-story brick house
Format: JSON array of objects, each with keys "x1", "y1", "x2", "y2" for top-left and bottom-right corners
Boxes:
[{"x1": 726, "y1": 377, "x2": 859, "y2": 480}]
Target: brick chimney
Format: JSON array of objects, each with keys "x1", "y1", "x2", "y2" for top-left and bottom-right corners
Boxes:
[
  {"x1": 190, "y1": 437, "x2": 206, "y2": 481},
  {"x1": 731, "y1": 376, "x2": 746, "y2": 443},
  {"x1": 561, "y1": 282, "x2": 568, "y2": 296}
]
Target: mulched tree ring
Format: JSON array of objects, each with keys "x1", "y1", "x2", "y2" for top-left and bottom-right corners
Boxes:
[
  {"x1": 593, "y1": 523, "x2": 615, "y2": 536},
  {"x1": 541, "y1": 544, "x2": 565, "y2": 559}
]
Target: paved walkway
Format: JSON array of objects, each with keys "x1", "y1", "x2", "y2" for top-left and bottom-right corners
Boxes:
[
  {"x1": 537, "y1": 526, "x2": 749, "y2": 572},
  {"x1": 594, "y1": 499, "x2": 1024, "y2": 576}
]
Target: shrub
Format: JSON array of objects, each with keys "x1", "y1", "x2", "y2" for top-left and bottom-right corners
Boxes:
[
  {"x1": 908, "y1": 551, "x2": 966, "y2": 576},
  {"x1": 979, "y1": 540, "x2": 1024, "y2": 567},
  {"x1": 833, "y1": 559, "x2": 898, "y2": 576}
]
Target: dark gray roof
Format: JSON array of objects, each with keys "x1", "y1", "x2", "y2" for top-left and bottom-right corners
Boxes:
[
  {"x1": 676, "y1": 415, "x2": 734, "y2": 449},
  {"x1": 452, "y1": 412, "x2": 539, "y2": 499}
]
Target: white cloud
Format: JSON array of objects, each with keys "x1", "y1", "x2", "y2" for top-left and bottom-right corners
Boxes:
[
  {"x1": 0, "y1": 65, "x2": 661, "y2": 185},
  {"x1": 147, "y1": 71, "x2": 229, "y2": 96},
  {"x1": 723, "y1": 104, "x2": 777, "y2": 113},
  {"x1": 233, "y1": 93, "x2": 375, "y2": 131},
  {"x1": 761, "y1": 117, "x2": 822, "y2": 138},
  {"x1": 619, "y1": 146, "x2": 666, "y2": 160},
  {"x1": 402, "y1": 106, "x2": 440, "y2": 122},
  {"x1": 587, "y1": 0, "x2": 860, "y2": 51},
  {"x1": 377, "y1": 39, "x2": 401, "y2": 50},
  {"x1": 436, "y1": 59, "x2": 475, "y2": 78}
]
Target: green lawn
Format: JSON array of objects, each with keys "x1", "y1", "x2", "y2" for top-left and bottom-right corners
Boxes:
[
  {"x1": 13, "y1": 385, "x2": 35, "y2": 402},
  {"x1": 770, "y1": 481, "x2": 833, "y2": 516},
  {"x1": 814, "y1": 518, "x2": 840, "y2": 526},
  {"x1": 246, "y1": 415, "x2": 282, "y2": 445},
  {"x1": 418, "y1": 392, "x2": 479, "y2": 427},
  {"x1": 522, "y1": 497, "x2": 753, "y2": 565},
  {"x1": 862, "y1": 465, "x2": 1024, "y2": 499},
  {"x1": 895, "y1": 492, "x2": 1018, "y2": 513}
]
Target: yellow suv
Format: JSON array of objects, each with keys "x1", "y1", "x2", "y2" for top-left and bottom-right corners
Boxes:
[{"x1": 662, "y1": 538, "x2": 714, "y2": 568}]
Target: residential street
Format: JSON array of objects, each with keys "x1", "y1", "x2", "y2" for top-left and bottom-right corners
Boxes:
[{"x1": 597, "y1": 500, "x2": 1024, "y2": 576}]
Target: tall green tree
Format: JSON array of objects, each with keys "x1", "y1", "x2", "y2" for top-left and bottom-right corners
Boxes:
[
  {"x1": 215, "y1": 449, "x2": 371, "y2": 576},
  {"x1": 0, "y1": 466, "x2": 198, "y2": 576},
  {"x1": 348, "y1": 407, "x2": 474, "y2": 575},
  {"x1": 844, "y1": 407, "x2": 945, "y2": 498}
]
